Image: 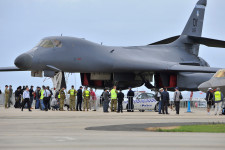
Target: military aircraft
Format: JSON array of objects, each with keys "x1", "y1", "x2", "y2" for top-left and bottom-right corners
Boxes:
[
  {"x1": 0, "y1": 0, "x2": 225, "y2": 90},
  {"x1": 198, "y1": 69, "x2": 225, "y2": 95}
]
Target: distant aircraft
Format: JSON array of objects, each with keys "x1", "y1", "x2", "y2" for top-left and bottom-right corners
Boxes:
[
  {"x1": 198, "y1": 69, "x2": 225, "y2": 95},
  {"x1": 0, "y1": 0, "x2": 224, "y2": 90}
]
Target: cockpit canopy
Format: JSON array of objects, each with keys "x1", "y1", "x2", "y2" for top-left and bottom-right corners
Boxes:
[
  {"x1": 37, "y1": 39, "x2": 62, "y2": 48},
  {"x1": 213, "y1": 69, "x2": 225, "y2": 78}
]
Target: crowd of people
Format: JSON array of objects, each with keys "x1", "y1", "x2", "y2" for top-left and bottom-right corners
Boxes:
[
  {"x1": 101, "y1": 86, "x2": 134, "y2": 113},
  {"x1": 205, "y1": 87, "x2": 224, "y2": 115},
  {"x1": 156, "y1": 87, "x2": 224, "y2": 116},
  {"x1": 2, "y1": 84, "x2": 135, "y2": 113},
  {"x1": 1, "y1": 84, "x2": 225, "y2": 115}
]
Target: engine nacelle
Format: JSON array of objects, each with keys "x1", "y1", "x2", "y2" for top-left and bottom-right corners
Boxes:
[
  {"x1": 80, "y1": 73, "x2": 144, "y2": 89},
  {"x1": 154, "y1": 72, "x2": 214, "y2": 91}
]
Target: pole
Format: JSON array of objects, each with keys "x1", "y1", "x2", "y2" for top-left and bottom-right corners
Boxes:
[{"x1": 187, "y1": 91, "x2": 193, "y2": 112}]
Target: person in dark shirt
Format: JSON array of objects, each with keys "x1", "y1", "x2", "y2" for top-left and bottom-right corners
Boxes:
[
  {"x1": 117, "y1": 89, "x2": 124, "y2": 113},
  {"x1": 206, "y1": 88, "x2": 214, "y2": 115},
  {"x1": 127, "y1": 87, "x2": 134, "y2": 112},
  {"x1": 103, "y1": 88, "x2": 110, "y2": 113},
  {"x1": 29, "y1": 86, "x2": 34, "y2": 109},
  {"x1": 100, "y1": 90, "x2": 104, "y2": 107},
  {"x1": 55, "y1": 90, "x2": 59, "y2": 99},
  {"x1": 14, "y1": 87, "x2": 21, "y2": 108},
  {"x1": 76, "y1": 86, "x2": 83, "y2": 111},
  {"x1": 35, "y1": 87, "x2": 41, "y2": 109},
  {"x1": 161, "y1": 88, "x2": 170, "y2": 114}
]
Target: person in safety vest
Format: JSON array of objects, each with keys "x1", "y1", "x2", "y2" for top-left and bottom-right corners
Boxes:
[
  {"x1": 110, "y1": 86, "x2": 118, "y2": 112},
  {"x1": 68, "y1": 85, "x2": 77, "y2": 111},
  {"x1": 40, "y1": 86, "x2": 46, "y2": 110},
  {"x1": 82, "y1": 87, "x2": 90, "y2": 111},
  {"x1": 213, "y1": 88, "x2": 224, "y2": 116},
  {"x1": 59, "y1": 87, "x2": 66, "y2": 111}
]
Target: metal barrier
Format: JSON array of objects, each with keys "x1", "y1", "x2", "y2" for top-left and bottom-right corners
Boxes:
[
  {"x1": 96, "y1": 96, "x2": 207, "y2": 111},
  {"x1": 170, "y1": 98, "x2": 207, "y2": 108},
  {"x1": 0, "y1": 94, "x2": 15, "y2": 106}
]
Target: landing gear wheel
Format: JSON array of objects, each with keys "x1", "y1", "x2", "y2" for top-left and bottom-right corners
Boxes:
[{"x1": 139, "y1": 110, "x2": 145, "y2": 112}]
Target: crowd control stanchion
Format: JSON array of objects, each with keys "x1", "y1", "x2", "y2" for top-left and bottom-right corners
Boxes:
[
  {"x1": 187, "y1": 91, "x2": 193, "y2": 113},
  {"x1": 187, "y1": 100, "x2": 191, "y2": 112}
]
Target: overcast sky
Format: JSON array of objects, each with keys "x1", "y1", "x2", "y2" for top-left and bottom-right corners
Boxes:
[{"x1": 0, "y1": 0, "x2": 225, "y2": 94}]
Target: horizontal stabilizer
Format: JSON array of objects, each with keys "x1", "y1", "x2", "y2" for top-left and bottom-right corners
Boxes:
[
  {"x1": 149, "y1": 35, "x2": 180, "y2": 45},
  {"x1": 0, "y1": 66, "x2": 23, "y2": 72},
  {"x1": 189, "y1": 36, "x2": 225, "y2": 48}
]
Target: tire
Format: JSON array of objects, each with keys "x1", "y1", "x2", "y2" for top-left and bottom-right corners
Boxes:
[
  {"x1": 154, "y1": 103, "x2": 159, "y2": 112},
  {"x1": 139, "y1": 110, "x2": 145, "y2": 112}
]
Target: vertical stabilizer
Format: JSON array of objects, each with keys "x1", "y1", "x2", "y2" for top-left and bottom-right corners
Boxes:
[{"x1": 182, "y1": 0, "x2": 207, "y2": 37}]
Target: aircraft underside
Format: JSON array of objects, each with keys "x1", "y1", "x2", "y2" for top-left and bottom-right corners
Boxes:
[{"x1": 79, "y1": 72, "x2": 213, "y2": 91}]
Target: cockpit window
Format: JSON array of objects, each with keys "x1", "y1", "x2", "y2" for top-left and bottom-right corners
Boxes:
[
  {"x1": 39, "y1": 40, "x2": 54, "y2": 48},
  {"x1": 213, "y1": 70, "x2": 225, "y2": 78},
  {"x1": 37, "y1": 39, "x2": 62, "y2": 48},
  {"x1": 53, "y1": 40, "x2": 62, "y2": 47},
  {"x1": 36, "y1": 40, "x2": 43, "y2": 47}
]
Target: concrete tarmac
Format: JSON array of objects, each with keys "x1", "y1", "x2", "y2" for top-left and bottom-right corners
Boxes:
[{"x1": 0, "y1": 107, "x2": 225, "y2": 150}]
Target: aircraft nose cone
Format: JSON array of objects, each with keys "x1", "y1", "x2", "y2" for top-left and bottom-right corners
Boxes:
[
  {"x1": 198, "y1": 81, "x2": 211, "y2": 92},
  {"x1": 14, "y1": 53, "x2": 33, "y2": 70}
]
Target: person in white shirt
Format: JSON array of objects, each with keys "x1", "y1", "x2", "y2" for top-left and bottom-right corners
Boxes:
[
  {"x1": 21, "y1": 87, "x2": 32, "y2": 112},
  {"x1": 43, "y1": 86, "x2": 51, "y2": 111}
]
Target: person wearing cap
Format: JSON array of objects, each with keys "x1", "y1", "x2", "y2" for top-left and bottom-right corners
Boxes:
[
  {"x1": 213, "y1": 88, "x2": 224, "y2": 116},
  {"x1": 68, "y1": 85, "x2": 77, "y2": 111},
  {"x1": 76, "y1": 86, "x2": 83, "y2": 111},
  {"x1": 59, "y1": 87, "x2": 66, "y2": 111},
  {"x1": 173, "y1": 87, "x2": 182, "y2": 115},
  {"x1": 127, "y1": 87, "x2": 134, "y2": 112},
  {"x1": 117, "y1": 89, "x2": 124, "y2": 113},
  {"x1": 4, "y1": 85, "x2": 9, "y2": 108},
  {"x1": 83, "y1": 87, "x2": 90, "y2": 111},
  {"x1": 205, "y1": 88, "x2": 214, "y2": 115}
]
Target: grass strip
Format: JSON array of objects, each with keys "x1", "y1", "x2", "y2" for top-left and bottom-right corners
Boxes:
[{"x1": 157, "y1": 124, "x2": 225, "y2": 133}]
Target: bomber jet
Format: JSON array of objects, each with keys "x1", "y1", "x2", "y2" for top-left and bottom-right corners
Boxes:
[{"x1": 0, "y1": 0, "x2": 225, "y2": 90}]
